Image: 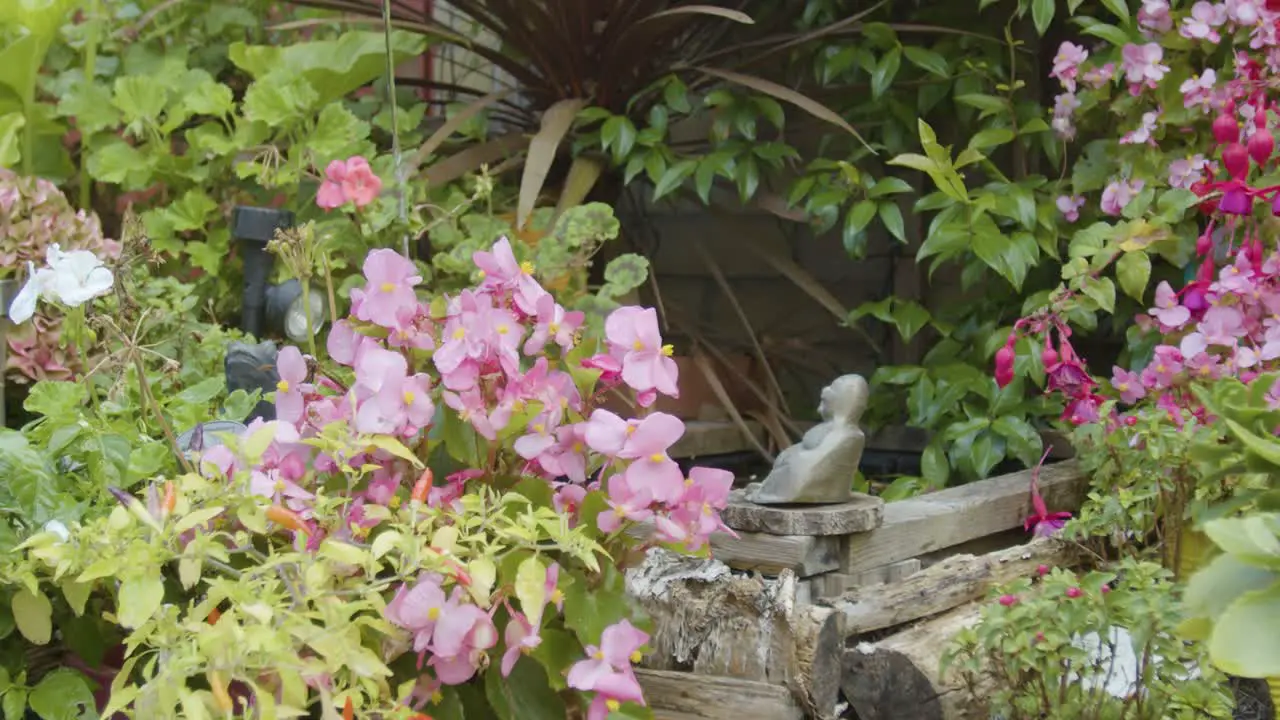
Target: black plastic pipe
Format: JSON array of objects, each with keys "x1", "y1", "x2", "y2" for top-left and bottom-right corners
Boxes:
[{"x1": 230, "y1": 206, "x2": 294, "y2": 338}]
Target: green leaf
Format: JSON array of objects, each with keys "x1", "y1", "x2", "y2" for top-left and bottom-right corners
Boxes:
[
  {"x1": 1203, "y1": 516, "x2": 1280, "y2": 568},
  {"x1": 1081, "y1": 277, "x2": 1116, "y2": 313},
  {"x1": 1184, "y1": 553, "x2": 1278, "y2": 620},
  {"x1": 601, "y1": 116, "x2": 637, "y2": 163},
  {"x1": 1032, "y1": 0, "x2": 1056, "y2": 35},
  {"x1": 117, "y1": 574, "x2": 165, "y2": 629},
  {"x1": 1208, "y1": 584, "x2": 1280, "y2": 676},
  {"x1": 241, "y1": 74, "x2": 319, "y2": 126},
  {"x1": 970, "y1": 430, "x2": 1005, "y2": 479},
  {"x1": 955, "y1": 94, "x2": 1007, "y2": 118},
  {"x1": 29, "y1": 669, "x2": 95, "y2": 720},
  {"x1": 306, "y1": 103, "x2": 371, "y2": 164},
  {"x1": 1115, "y1": 251, "x2": 1151, "y2": 301},
  {"x1": 921, "y1": 442, "x2": 949, "y2": 487},
  {"x1": 0, "y1": 113, "x2": 22, "y2": 168},
  {"x1": 868, "y1": 176, "x2": 912, "y2": 198},
  {"x1": 871, "y1": 47, "x2": 902, "y2": 99},
  {"x1": 12, "y1": 588, "x2": 52, "y2": 644},
  {"x1": 484, "y1": 653, "x2": 567, "y2": 720},
  {"x1": 175, "y1": 377, "x2": 225, "y2": 406},
  {"x1": 515, "y1": 556, "x2": 548, "y2": 625},
  {"x1": 843, "y1": 200, "x2": 877, "y2": 253},
  {"x1": 992, "y1": 416, "x2": 1043, "y2": 467},
  {"x1": 878, "y1": 202, "x2": 907, "y2": 243},
  {"x1": 229, "y1": 31, "x2": 425, "y2": 105},
  {"x1": 85, "y1": 140, "x2": 154, "y2": 188},
  {"x1": 890, "y1": 300, "x2": 931, "y2": 341},
  {"x1": 652, "y1": 159, "x2": 697, "y2": 202},
  {"x1": 902, "y1": 46, "x2": 948, "y2": 77},
  {"x1": 112, "y1": 76, "x2": 167, "y2": 127},
  {"x1": 3, "y1": 689, "x2": 27, "y2": 720},
  {"x1": 968, "y1": 128, "x2": 1015, "y2": 151},
  {"x1": 1080, "y1": 21, "x2": 1132, "y2": 47},
  {"x1": 1099, "y1": 0, "x2": 1130, "y2": 21}
]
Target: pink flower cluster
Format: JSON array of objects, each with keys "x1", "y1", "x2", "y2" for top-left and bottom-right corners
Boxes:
[
  {"x1": 198, "y1": 237, "x2": 735, "y2": 706},
  {"x1": 316, "y1": 156, "x2": 382, "y2": 210}
]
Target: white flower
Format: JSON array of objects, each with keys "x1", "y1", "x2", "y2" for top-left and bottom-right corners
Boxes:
[
  {"x1": 8, "y1": 243, "x2": 113, "y2": 324},
  {"x1": 42, "y1": 520, "x2": 70, "y2": 542}
]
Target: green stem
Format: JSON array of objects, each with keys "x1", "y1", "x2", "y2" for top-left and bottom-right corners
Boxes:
[{"x1": 79, "y1": 1, "x2": 103, "y2": 208}]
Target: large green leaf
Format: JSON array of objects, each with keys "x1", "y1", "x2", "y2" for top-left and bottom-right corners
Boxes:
[
  {"x1": 28, "y1": 669, "x2": 95, "y2": 720},
  {"x1": 229, "y1": 31, "x2": 426, "y2": 105},
  {"x1": 1208, "y1": 584, "x2": 1280, "y2": 677},
  {"x1": 0, "y1": 113, "x2": 23, "y2": 167},
  {"x1": 1203, "y1": 516, "x2": 1280, "y2": 569},
  {"x1": 1184, "y1": 553, "x2": 1278, "y2": 620}
]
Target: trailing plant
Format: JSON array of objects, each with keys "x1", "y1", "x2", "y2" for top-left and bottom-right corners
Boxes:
[{"x1": 944, "y1": 557, "x2": 1233, "y2": 719}]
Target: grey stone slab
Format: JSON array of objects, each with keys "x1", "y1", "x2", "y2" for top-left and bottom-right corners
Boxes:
[{"x1": 722, "y1": 484, "x2": 884, "y2": 536}]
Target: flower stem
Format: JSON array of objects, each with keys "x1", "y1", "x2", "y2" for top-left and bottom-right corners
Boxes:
[{"x1": 301, "y1": 276, "x2": 318, "y2": 359}]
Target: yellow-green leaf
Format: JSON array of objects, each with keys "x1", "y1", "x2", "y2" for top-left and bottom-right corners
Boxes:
[
  {"x1": 366, "y1": 435, "x2": 423, "y2": 467},
  {"x1": 12, "y1": 589, "x2": 52, "y2": 644},
  {"x1": 117, "y1": 574, "x2": 164, "y2": 629},
  {"x1": 468, "y1": 558, "x2": 497, "y2": 608},
  {"x1": 60, "y1": 581, "x2": 91, "y2": 617},
  {"x1": 515, "y1": 556, "x2": 548, "y2": 625}
]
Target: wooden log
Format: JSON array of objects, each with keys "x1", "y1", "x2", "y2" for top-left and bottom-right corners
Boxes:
[
  {"x1": 626, "y1": 549, "x2": 845, "y2": 719},
  {"x1": 710, "y1": 531, "x2": 841, "y2": 577},
  {"x1": 826, "y1": 537, "x2": 1080, "y2": 636},
  {"x1": 637, "y1": 669, "x2": 804, "y2": 720},
  {"x1": 841, "y1": 603, "x2": 989, "y2": 720},
  {"x1": 841, "y1": 460, "x2": 1087, "y2": 574}
]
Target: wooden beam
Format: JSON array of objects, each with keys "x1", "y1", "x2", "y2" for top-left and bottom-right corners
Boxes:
[
  {"x1": 710, "y1": 532, "x2": 841, "y2": 577},
  {"x1": 841, "y1": 460, "x2": 1087, "y2": 574},
  {"x1": 638, "y1": 669, "x2": 804, "y2": 720},
  {"x1": 827, "y1": 537, "x2": 1081, "y2": 636}
]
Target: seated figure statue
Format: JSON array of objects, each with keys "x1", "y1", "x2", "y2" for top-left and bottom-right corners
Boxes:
[{"x1": 749, "y1": 374, "x2": 868, "y2": 505}]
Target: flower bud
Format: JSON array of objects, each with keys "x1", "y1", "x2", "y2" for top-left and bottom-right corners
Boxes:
[
  {"x1": 998, "y1": 594, "x2": 1018, "y2": 607},
  {"x1": 1195, "y1": 232, "x2": 1213, "y2": 256},
  {"x1": 995, "y1": 345, "x2": 1016, "y2": 389},
  {"x1": 1249, "y1": 127, "x2": 1275, "y2": 166},
  {"x1": 1036, "y1": 564, "x2": 1051, "y2": 576},
  {"x1": 1065, "y1": 587, "x2": 1083, "y2": 599},
  {"x1": 1271, "y1": 192, "x2": 1280, "y2": 217},
  {"x1": 1213, "y1": 112, "x2": 1240, "y2": 144},
  {"x1": 1124, "y1": 415, "x2": 1138, "y2": 427},
  {"x1": 1222, "y1": 142, "x2": 1249, "y2": 180}
]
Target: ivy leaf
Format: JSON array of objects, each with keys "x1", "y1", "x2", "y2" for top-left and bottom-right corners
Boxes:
[
  {"x1": 29, "y1": 669, "x2": 96, "y2": 720},
  {"x1": 117, "y1": 574, "x2": 165, "y2": 629},
  {"x1": 12, "y1": 589, "x2": 52, "y2": 644},
  {"x1": 878, "y1": 202, "x2": 907, "y2": 243},
  {"x1": 902, "y1": 46, "x2": 948, "y2": 77},
  {"x1": 1115, "y1": 251, "x2": 1152, "y2": 301},
  {"x1": 871, "y1": 47, "x2": 902, "y2": 99}
]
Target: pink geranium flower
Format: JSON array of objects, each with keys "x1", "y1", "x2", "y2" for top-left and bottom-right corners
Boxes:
[{"x1": 316, "y1": 156, "x2": 382, "y2": 210}]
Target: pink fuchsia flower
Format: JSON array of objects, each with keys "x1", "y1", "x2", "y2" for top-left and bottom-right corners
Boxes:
[
  {"x1": 524, "y1": 293, "x2": 584, "y2": 356},
  {"x1": 1025, "y1": 465, "x2": 1072, "y2": 537},
  {"x1": 353, "y1": 249, "x2": 422, "y2": 328},
  {"x1": 1138, "y1": 0, "x2": 1173, "y2": 33},
  {"x1": 568, "y1": 621, "x2": 649, "y2": 720},
  {"x1": 1149, "y1": 281, "x2": 1191, "y2": 330},
  {"x1": 1181, "y1": 1, "x2": 1227, "y2": 42},
  {"x1": 1056, "y1": 194, "x2": 1085, "y2": 222},
  {"x1": 274, "y1": 346, "x2": 308, "y2": 425},
  {"x1": 604, "y1": 307, "x2": 680, "y2": 404},
  {"x1": 1100, "y1": 178, "x2": 1145, "y2": 216},
  {"x1": 1120, "y1": 42, "x2": 1169, "y2": 92},
  {"x1": 1120, "y1": 110, "x2": 1160, "y2": 145},
  {"x1": 1111, "y1": 366, "x2": 1147, "y2": 404},
  {"x1": 1050, "y1": 42, "x2": 1088, "y2": 92},
  {"x1": 316, "y1": 156, "x2": 382, "y2": 210},
  {"x1": 597, "y1": 470, "x2": 655, "y2": 533},
  {"x1": 501, "y1": 610, "x2": 542, "y2": 677}
]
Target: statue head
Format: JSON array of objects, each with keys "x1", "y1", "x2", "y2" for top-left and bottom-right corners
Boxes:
[{"x1": 817, "y1": 374, "x2": 868, "y2": 424}]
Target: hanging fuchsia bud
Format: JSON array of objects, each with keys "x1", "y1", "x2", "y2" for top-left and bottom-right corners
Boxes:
[
  {"x1": 1041, "y1": 338, "x2": 1059, "y2": 369},
  {"x1": 995, "y1": 344, "x2": 1016, "y2": 389},
  {"x1": 1213, "y1": 112, "x2": 1240, "y2": 144},
  {"x1": 1248, "y1": 127, "x2": 1274, "y2": 166},
  {"x1": 1223, "y1": 142, "x2": 1250, "y2": 179},
  {"x1": 1195, "y1": 231, "x2": 1212, "y2": 256}
]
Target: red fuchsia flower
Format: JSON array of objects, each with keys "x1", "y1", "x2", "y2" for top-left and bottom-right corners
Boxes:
[
  {"x1": 567, "y1": 620, "x2": 649, "y2": 720},
  {"x1": 316, "y1": 156, "x2": 382, "y2": 210},
  {"x1": 998, "y1": 594, "x2": 1019, "y2": 607},
  {"x1": 1066, "y1": 587, "x2": 1083, "y2": 599},
  {"x1": 1026, "y1": 451, "x2": 1073, "y2": 537},
  {"x1": 994, "y1": 337, "x2": 1016, "y2": 389}
]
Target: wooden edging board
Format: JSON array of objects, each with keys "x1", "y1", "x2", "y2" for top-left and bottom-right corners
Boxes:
[{"x1": 638, "y1": 668, "x2": 804, "y2": 720}]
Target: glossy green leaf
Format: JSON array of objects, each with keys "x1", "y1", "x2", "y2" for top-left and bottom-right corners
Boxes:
[
  {"x1": 878, "y1": 202, "x2": 907, "y2": 243},
  {"x1": 1115, "y1": 251, "x2": 1152, "y2": 301},
  {"x1": 29, "y1": 669, "x2": 95, "y2": 720},
  {"x1": 902, "y1": 46, "x2": 949, "y2": 77},
  {"x1": 1031, "y1": 0, "x2": 1056, "y2": 35},
  {"x1": 871, "y1": 47, "x2": 902, "y2": 99},
  {"x1": 117, "y1": 574, "x2": 165, "y2": 629}
]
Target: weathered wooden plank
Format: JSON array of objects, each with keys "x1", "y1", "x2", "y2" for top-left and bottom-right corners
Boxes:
[
  {"x1": 710, "y1": 531, "x2": 841, "y2": 577},
  {"x1": 639, "y1": 669, "x2": 804, "y2": 720},
  {"x1": 827, "y1": 538, "x2": 1081, "y2": 637},
  {"x1": 840, "y1": 460, "x2": 1086, "y2": 574},
  {"x1": 815, "y1": 559, "x2": 922, "y2": 598},
  {"x1": 670, "y1": 420, "x2": 766, "y2": 459}
]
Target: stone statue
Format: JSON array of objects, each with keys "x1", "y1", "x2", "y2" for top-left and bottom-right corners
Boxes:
[{"x1": 749, "y1": 374, "x2": 868, "y2": 505}]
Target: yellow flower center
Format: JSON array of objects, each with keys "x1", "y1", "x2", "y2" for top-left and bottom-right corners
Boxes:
[
  {"x1": 380, "y1": 282, "x2": 395, "y2": 293},
  {"x1": 431, "y1": 690, "x2": 443, "y2": 704},
  {"x1": 496, "y1": 324, "x2": 510, "y2": 335},
  {"x1": 477, "y1": 270, "x2": 486, "y2": 279},
  {"x1": 614, "y1": 506, "x2": 627, "y2": 517},
  {"x1": 661, "y1": 344, "x2": 674, "y2": 357},
  {"x1": 403, "y1": 391, "x2": 415, "y2": 405},
  {"x1": 684, "y1": 477, "x2": 694, "y2": 487},
  {"x1": 629, "y1": 650, "x2": 642, "y2": 663},
  {"x1": 1156, "y1": 364, "x2": 1167, "y2": 373},
  {"x1": 625, "y1": 425, "x2": 636, "y2": 435},
  {"x1": 1117, "y1": 383, "x2": 1128, "y2": 392},
  {"x1": 593, "y1": 650, "x2": 605, "y2": 660},
  {"x1": 1200, "y1": 365, "x2": 1211, "y2": 375},
  {"x1": 606, "y1": 699, "x2": 621, "y2": 712},
  {"x1": 453, "y1": 327, "x2": 466, "y2": 340},
  {"x1": 649, "y1": 453, "x2": 664, "y2": 464},
  {"x1": 276, "y1": 380, "x2": 290, "y2": 393},
  {"x1": 428, "y1": 607, "x2": 441, "y2": 621},
  {"x1": 533, "y1": 423, "x2": 545, "y2": 434},
  {"x1": 702, "y1": 502, "x2": 713, "y2": 516},
  {"x1": 549, "y1": 322, "x2": 559, "y2": 334},
  {"x1": 633, "y1": 340, "x2": 645, "y2": 351},
  {"x1": 520, "y1": 261, "x2": 534, "y2": 275},
  {"x1": 573, "y1": 442, "x2": 584, "y2": 453},
  {"x1": 274, "y1": 479, "x2": 286, "y2": 492},
  {"x1": 389, "y1": 496, "x2": 402, "y2": 509},
  {"x1": 550, "y1": 589, "x2": 564, "y2": 605}
]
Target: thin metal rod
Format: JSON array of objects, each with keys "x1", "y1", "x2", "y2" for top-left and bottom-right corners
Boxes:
[{"x1": 382, "y1": 0, "x2": 411, "y2": 258}]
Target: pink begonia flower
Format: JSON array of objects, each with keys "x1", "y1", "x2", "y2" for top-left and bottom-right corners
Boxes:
[
  {"x1": 354, "y1": 345, "x2": 408, "y2": 395},
  {"x1": 1138, "y1": 0, "x2": 1173, "y2": 33},
  {"x1": 568, "y1": 621, "x2": 649, "y2": 720},
  {"x1": 1181, "y1": 1, "x2": 1227, "y2": 43},
  {"x1": 1111, "y1": 366, "x2": 1147, "y2": 404},
  {"x1": 443, "y1": 388, "x2": 511, "y2": 440},
  {"x1": 1120, "y1": 43, "x2": 1169, "y2": 91},
  {"x1": 524, "y1": 293, "x2": 584, "y2": 356},
  {"x1": 1180, "y1": 69, "x2": 1218, "y2": 110},
  {"x1": 1144, "y1": 345, "x2": 1185, "y2": 388},
  {"x1": 535, "y1": 424, "x2": 590, "y2": 484},
  {"x1": 472, "y1": 237, "x2": 548, "y2": 315},
  {"x1": 655, "y1": 466, "x2": 736, "y2": 549},
  {"x1": 1081, "y1": 63, "x2": 1116, "y2": 89},
  {"x1": 275, "y1": 345, "x2": 308, "y2": 425},
  {"x1": 604, "y1": 307, "x2": 680, "y2": 403},
  {"x1": 427, "y1": 588, "x2": 498, "y2": 684},
  {"x1": 1100, "y1": 179, "x2": 1145, "y2": 216},
  {"x1": 1050, "y1": 42, "x2": 1088, "y2": 92},
  {"x1": 554, "y1": 483, "x2": 587, "y2": 517},
  {"x1": 1149, "y1": 281, "x2": 1191, "y2": 329},
  {"x1": 358, "y1": 371, "x2": 435, "y2": 435},
  {"x1": 1200, "y1": 305, "x2": 1246, "y2": 347},
  {"x1": 1120, "y1": 110, "x2": 1160, "y2": 145},
  {"x1": 1225, "y1": 0, "x2": 1262, "y2": 26},
  {"x1": 1056, "y1": 194, "x2": 1085, "y2": 222},
  {"x1": 1168, "y1": 155, "x2": 1209, "y2": 188},
  {"x1": 501, "y1": 610, "x2": 542, "y2": 677},
  {"x1": 384, "y1": 574, "x2": 447, "y2": 655},
  {"x1": 1052, "y1": 92, "x2": 1081, "y2": 139},
  {"x1": 353, "y1": 249, "x2": 422, "y2": 328},
  {"x1": 597, "y1": 470, "x2": 655, "y2": 533},
  {"x1": 316, "y1": 156, "x2": 383, "y2": 210}
]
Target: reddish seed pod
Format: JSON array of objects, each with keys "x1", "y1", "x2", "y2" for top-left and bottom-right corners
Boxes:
[
  {"x1": 1223, "y1": 141, "x2": 1250, "y2": 179},
  {"x1": 1213, "y1": 113, "x2": 1240, "y2": 144}
]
